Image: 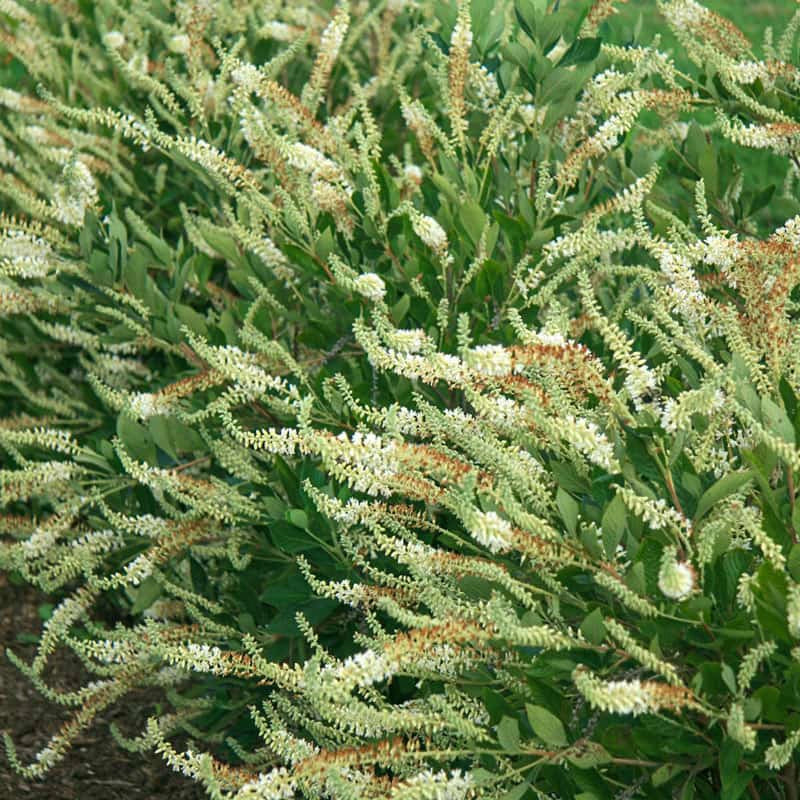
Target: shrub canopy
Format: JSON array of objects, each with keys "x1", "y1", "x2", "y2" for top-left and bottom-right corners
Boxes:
[{"x1": 4, "y1": 1, "x2": 800, "y2": 798}]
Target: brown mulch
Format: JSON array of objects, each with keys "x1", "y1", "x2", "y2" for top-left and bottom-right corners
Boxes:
[{"x1": 0, "y1": 574, "x2": 206, "y2": 799}]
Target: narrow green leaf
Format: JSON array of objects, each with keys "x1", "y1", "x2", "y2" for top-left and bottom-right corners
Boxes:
[{"x1": 694, "y1": 470, "x2": 754, "y2": 522}]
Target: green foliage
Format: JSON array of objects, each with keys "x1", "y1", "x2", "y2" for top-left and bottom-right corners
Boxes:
[{"x1": 3, "y1": 0, "x2": 800, "y2": 798}]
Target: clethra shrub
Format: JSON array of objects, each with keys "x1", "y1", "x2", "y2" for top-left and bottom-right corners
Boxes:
[{"x1": 3, "y1": 0, "x2": 800, "y2": 797}]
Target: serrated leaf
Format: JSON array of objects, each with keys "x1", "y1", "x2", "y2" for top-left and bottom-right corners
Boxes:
[{"x1": 525, "y1": 704, "x2": 567, "y2": 747}]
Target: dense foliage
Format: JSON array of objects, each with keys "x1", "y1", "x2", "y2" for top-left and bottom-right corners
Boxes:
[{"x1": 4, "y1": 0, "x2": 800, "y2": 797}]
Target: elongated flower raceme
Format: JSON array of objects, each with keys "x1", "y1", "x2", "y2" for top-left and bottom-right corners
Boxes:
[
  {"x1": 572, "y1": 667, "x2": 699, "y2": 717},
  {"x1": 469, "y1": 510, "x2": 513, "y2": 553}
]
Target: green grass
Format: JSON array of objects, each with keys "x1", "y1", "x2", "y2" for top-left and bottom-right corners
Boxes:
[{"x1": 607, "y1": 0, "x2": 796, "y2": 55}]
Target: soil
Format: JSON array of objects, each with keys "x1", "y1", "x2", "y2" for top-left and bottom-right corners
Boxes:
[{"x1": 0, "y1": 574, "x2": 206, "y2": 799}]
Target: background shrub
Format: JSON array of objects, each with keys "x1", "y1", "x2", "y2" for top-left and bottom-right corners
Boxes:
[{"x1": 3, "y1": 1, "x2": 800, "y2": 798}]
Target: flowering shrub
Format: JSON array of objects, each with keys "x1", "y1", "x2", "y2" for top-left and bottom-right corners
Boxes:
[{"x1": 4, "y1": 0, "x2": 800, "y2": 797}]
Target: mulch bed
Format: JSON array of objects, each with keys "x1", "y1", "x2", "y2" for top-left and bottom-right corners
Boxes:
[{"x1": 0, "y1": 574, "x2": 206, "y2": 799}]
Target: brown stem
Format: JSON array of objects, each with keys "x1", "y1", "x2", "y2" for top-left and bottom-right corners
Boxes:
[
  {"x1": 170, "y1": 456, "x2": 211, "y2": 473},
  {"x1": 663, "y1": 463, "x2": 685, "y2": 519}
]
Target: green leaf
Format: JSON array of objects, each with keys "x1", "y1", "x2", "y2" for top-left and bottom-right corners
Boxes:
[
  {"x1": 789, "y1": 544, "x2": 800, "y2": 582},
  {"x1": 266, "y1": 598, "x2": 338, "y2": 635},
  {"x1": 556, "y1": 37, "x2": 601, "y2": 67},
  {"x1": 526, "y1": 704, "x2": 567, "y2": 746},
  {"x1": 130, "y1": 576, "x2": 162, "y2": 614},
  {"x1": 117, "y1": 414, "x2": 157, "y2": 465},
  {"x1": 469, "y1": 769, "x2": 495, "y2": 787},
  {"x1": 200, "y1": 227, "x2": 246, "y2": 267},
  {"x1": 460, "y1": 199, "x2": 486, "y2": 246},
  {"x1": 498, "y1": 784, "x2": 529, "y2": 800},
  {"x1": 391, "y1": 293, "x2": 411, "y2": 325},
  {"x1": 762, "y1": 397, "x2": 795, "y2": 445},
  {"x1": 686, "y1": 124, "x2": 717, "y2": 195},
  {"x1": 720, "y1": 738, "x2": 748, "y2": 799},
  {"x1": 748, "y1": 184, "x2": 775, "y2": 217},
  {"x1": 601, "y1": 494, "x2": 627, "y2": 557},
  {"x1": 286, "y1": 509, "x2": 309, "y2": 529},
  {"x1": 514, "y1": 0, "x2": 541, "y2": 39},
  {"x1": 541, "y1": 66, "x2": 587, "y2": 105},
  {"x1": 694, "y1": 470, "x2": 754, "y2": 522},
  {"x1": 314, "y1": 227, "x2": 335, "y2": 261},
  {"x1": 108, "y1": 212, "x2": 128, "y2": 276},
  {"x1": 269, "y1": 521, "x2": 318, "y2": 553},
  {"x1": 149, "y1": 415, "x2": 204, "y2": 460},
  {"x1": 652, "y1": 764, "x2": 688, "y2": 787},
  {"x1": 721, "y1": 662, "x2": 737, "y2": 694},
  {"x1": 175, "y1": 304, "x2": 208, "y2": 336},
  {"x1": 557, "y1": 487, "x2": 579, "y2": 535},
  {"x1": 579, "y1": 608, "x2": 606, "y2": 645},
  {"x1": 496, "y1": 715, "x2": 520, "y2": 752}
]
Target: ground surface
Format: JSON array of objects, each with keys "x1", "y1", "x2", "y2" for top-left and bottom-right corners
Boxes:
[{"x1": 0, "y1": 574, "x2": 205, "y2": 799}]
